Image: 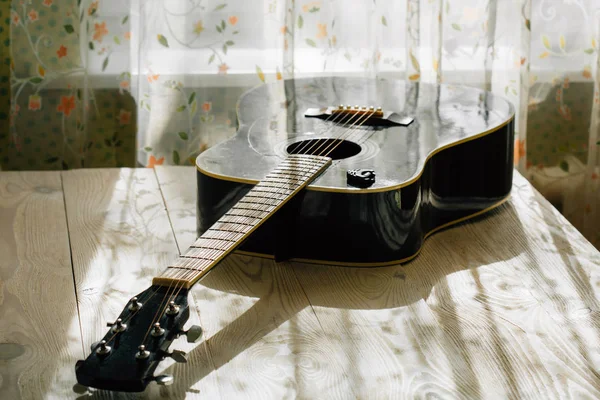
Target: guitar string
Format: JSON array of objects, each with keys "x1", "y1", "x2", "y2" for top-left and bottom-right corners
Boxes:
[
  {"x1": 96, "y1": 107, "x2": 379, "y2": 355},
  {"x1": 290, "y1": 109, "x2": 362, "y2": 156},
  {"x1": 137, "y1": 109, "x2": 378, "y2": 340},
  {"x1": 162, "y1": 109, "x2": 376, "y2": 286},
  {"x1": 288, "y1": 106, "x2": 352, "y2": 156},
  {"x1": 312, "y1": 111, "x2": 377, "y2": 160},
  {"x1": 156, "y1": 110, "x2": 368, "y2": 284},
  {"x1": 163, "y1": 108, "x2": 376, "y2": 285},
  {"x1": 135, "y1": 108, "x2": 363, "y2": 345},
  {"x1": 102, "y1": 107, "x2": 363, "y2": 351}
]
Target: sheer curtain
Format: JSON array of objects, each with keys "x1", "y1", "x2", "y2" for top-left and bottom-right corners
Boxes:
[{"x1": 3, "y1": 0, "x2": 599, "y2": 248}]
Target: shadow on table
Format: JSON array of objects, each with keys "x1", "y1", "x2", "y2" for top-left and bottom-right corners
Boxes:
[{"x1": 142, "y1": 201, "x2": 537, "y2": 400}]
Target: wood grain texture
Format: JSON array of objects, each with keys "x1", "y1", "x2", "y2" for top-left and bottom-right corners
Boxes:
[
  {"x1": 155, "y1": 166, "x2": 354, "y2": 399},
  {"x1": 4, "y1": 165, "x2": 600, "y2": 399},
  {"x1": 62, "y1": 168, "x2": 218, "y2": 399},
  {"x1": 0, "y1": 171, "x2": 81, "y2": 400},
  {"x1": 291, "y1": 172, "x2": 600, "y2": 400},
  {"x1": 159, "y1": 166, "x2": 600, "y2": 399}
]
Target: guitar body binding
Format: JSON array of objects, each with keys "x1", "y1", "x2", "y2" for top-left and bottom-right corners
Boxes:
[{"x1": 196, "y1": 77, "x2": 515, "y2": 266}]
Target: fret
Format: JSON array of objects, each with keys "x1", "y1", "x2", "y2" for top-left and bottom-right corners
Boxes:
[
  {"x1": 246, "y1": 188, "x2": 293, "y2": 201},
  {"x1": 233, "y1": 203, "x2": 276, "y2": 213},
  {"x1": 247, "y1": 192, "x2": 292, "y2": 201},
  {"x1": 219, "y1": 215, "x2": 261, "y2": 226},
  {"x1": 272, "y1": 163, "x2": 317, "y2": 172},
  {"x1": 252, "y1": 183, "x2": 297, "y2": 191},
  {"x1": 210, "y1": 222, "x2": 253, "y2": 233},
  {"x1": 278, "y1": 159, "x2": 320, "y2": 167},
  {"x1": 253, "y1": 183, "x2": 298, "y2": 191},
  {"x1": 255, "y1": 177, "x2": 304, "y2": 187},
  {"x1": 164, "y1": 266, "x2": 203, "y2": 272},
  {"x1": 271, "y1": 167, "x2": 314, "y2": 177},
  {"x1": 256, "y1": 180, "x2": 303, "y2": 189},
  {"x1": 248, "y1": 181, "x2": 302, "y2": 193},
  {"x1": 202, "y1": 230, "x2": 246, "y2": 241},
  {"x1": 183, "y1": 247, "x2": 225, "y2": 260},
  {"x1": 225, "y1": 209, "x2": 269, "y2": 219},
  {"x1": 170, "y1": 257, "x2": 212, "y2": 270},
  {"x1": 267, "y1": 171, "x2": 312, "y2": 180},
  {"x1": 236, "y1": 200, "x2": 279, "y2": 209},
  {"x1": 244, "y1": 194, "x2": 288, "y2": 204},
  {"x1": 191, "y1": 238, "x2": 234, "y2": 251},
  {"x1": 269, "y1": 170, "x2": 313, "y2": 179},
  {"x1": 153, "y1": 155, "x2": 332, "y2": 289}
]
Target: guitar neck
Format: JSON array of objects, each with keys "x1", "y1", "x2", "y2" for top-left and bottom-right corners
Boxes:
[{"x1": 152, "y1": 154, "x2": 332, "y2": 289}]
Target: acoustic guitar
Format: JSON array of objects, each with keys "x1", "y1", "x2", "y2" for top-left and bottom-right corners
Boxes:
[{"x1": 74, "y1": 76, "x2": 514, "y2": 392}]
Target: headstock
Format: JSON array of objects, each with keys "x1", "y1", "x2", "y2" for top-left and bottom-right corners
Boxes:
[{"x1": 74, "y1": 285, "x2": 203, "y2": 393}]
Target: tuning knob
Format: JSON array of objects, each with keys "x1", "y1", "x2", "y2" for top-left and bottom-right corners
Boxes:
[
  {"x1": 154, "y1": 374, "x2": 174, "y2": 386},
  {"x1": 168, "y1": 349, "x2": 188, "y2": 363},
  {"x1": 95, "y1": 340, "x2": 111, "y2": 356},
  {"x1": 128, "y1": 297, "x2": 142, "y2": 311},
  {"x1": 135, "y1": 345, "x2": 150, "y2": 360},
  {"x1": 184, "y1": 325, "x2": 203, "y2": 343},
  {"x1": 151, "y1": 322, "x2": 165, "y2": 337},
  {"x1": 107, "y1": 318, "x2": 127, "y2": 333},
  {"x1": 166, "y1": 301, "x2": 180, "y2": 316}
]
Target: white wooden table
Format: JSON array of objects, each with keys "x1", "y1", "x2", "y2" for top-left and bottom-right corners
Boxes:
[{"x1": 1, "y1": 167, "x2": 600, "y2": 400}]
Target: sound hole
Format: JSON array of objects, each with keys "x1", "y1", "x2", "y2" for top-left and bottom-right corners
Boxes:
[{"x1": 286, "y1": 139, "x2": 361, "y2": 160}]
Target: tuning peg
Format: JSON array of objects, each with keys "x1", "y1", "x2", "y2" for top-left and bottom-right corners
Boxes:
[
  {"x1": 107, "y1": 318, "x2": 127, "y2": 333},
  {"x1": 95, "y1": 340, "x2": 111, "y2": 356},
  {"x1": 90, "y1": 341, "x2": 100, "y2": 352},
  {"x1": 166, "y1": 301, "x2": 180, "y2": 316},
  {"x1": 151, "y1": 322, "x2": 165, "y2": 337},
  {"x1": 135, "y1": 345, "x2": 150, "y2": 360},
  {"x1": 128, "y1": 296, "x2": 142, "y2": 312},
  {"x1": 154, "y1": 374, "x2": 174, "y2": 386},
  {"x1": 168, "y1": 349, "x2": 188, "y2": 363},
  {"x1": 184, "y1": 325, "x2": 203, "y2": 343}
]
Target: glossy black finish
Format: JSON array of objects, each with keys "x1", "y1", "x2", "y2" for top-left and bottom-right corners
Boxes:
[
  {"x1": 75, "y1": 286, "x2": 190, "y2": 392},
  {"x1": 196, "y1": 77, "x2": 515, "y2": 265}
]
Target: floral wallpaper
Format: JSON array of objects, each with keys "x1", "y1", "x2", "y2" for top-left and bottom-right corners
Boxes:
[
  {"x1": 1, "y1": 0, "x2": 598, "y2": 248},
  {"x1": 1, "y1": 0, "x2": 136, "y2": 170}
]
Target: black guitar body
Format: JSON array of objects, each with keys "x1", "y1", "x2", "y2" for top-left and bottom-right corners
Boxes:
[{"x1": 196, "y1": 77, "x2": 515, "y2": 266}]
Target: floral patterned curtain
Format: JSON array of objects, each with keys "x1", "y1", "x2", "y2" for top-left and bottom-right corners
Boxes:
[{"x1": 2, "y1": 0, "x2": 599, "y2": 248}]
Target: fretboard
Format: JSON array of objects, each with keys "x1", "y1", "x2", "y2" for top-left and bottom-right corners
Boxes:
[{"x1": 152, "y1": 154, "x2": 332, "y2": 289}]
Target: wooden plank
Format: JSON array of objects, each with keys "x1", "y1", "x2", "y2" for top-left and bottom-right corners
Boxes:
[
  {"x1": 62, "y1": 168, "x2": 218, "y2": 399},
  {"x1": 155, "y1": 166, "x2": 355, "y2": 399},
  {"x1": 0, "y1": 171, "x2": 82, "y2": 400},
  {"x1": 155, "y1": 166, "x2": 600, "y2": 399},
  {"x1": 292, "y1": 171, "x2": 600, "y2": 399}
]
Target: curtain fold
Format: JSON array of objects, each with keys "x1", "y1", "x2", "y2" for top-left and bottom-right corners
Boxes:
[{"x1": 1, "y1": 0, "x2": 599, "y2": 248}]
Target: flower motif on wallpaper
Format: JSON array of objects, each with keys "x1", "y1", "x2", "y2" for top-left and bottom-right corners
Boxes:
[
  {"x1": 218, "y1": 63, "x2": 230, "y2": 74},
  {"x1": 28, "y1": 95, "x2": 42, "y2": 111},
  {"x1": 119, "y1": 109, "x2": 132, "y2": 126},
  {"x1": 93, "y1": 22, "x2": 109, "y2": 43},
  {"x1": 57, "y1": 95, "x2": 76, "y2": 117},
  {"x1": 316, "y1": 23, "x2": 327, "y2": 39},
  {"x1": 27, "y1": 9, "x2": 39, "y2": 22},
  {"x1": 194, "y1": 21, "x2": 205, "y2": 35},
  {"x1": 146, "y1": 155, "x2": 165, "y2": 168},
  {"x1": 11, "y1": 10, "x2": 20, "y2": 25},
  {"x1": 56, "y1": 45, "x2": 68, "y2": 58}
]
